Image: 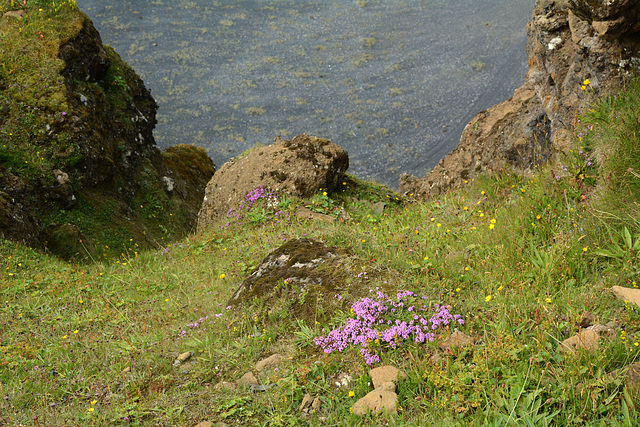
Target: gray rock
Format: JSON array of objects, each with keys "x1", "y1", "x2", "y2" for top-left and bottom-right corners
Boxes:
[
  {"x1": 586, "y1": 324, "x2": 617, "y2": 340},
  {"x1": 252, "y1": 384, "x2": 275, "y2": 393},
  {"x1": 606, "y1": 320, "x2": 621, "y2": 329}
]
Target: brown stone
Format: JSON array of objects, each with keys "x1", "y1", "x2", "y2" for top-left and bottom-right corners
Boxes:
[
  {"x1": 369, "y1": 366, "x2": 407, "y2": 390},
  {"x1": 177, "y1": 352, "x2": 192, "y2": 362},
  {"x1": 612, "y1": 286, "x2": 640, "y2": 308},
  {"x1": 439, "y1": 331, "x2": 475, "y2": 354},
  {"x1": 237, "y1": 372, "x2": 259, "y2": 387},
  {"x1": 592, "y1": 17, "x2": 626, "y2": 36},
  {"x1": 255, "y1": 354, "x2": 283, "y2": 372},
  {"x1": 194, "y1": 422, "x2": 213, "y2": 427},
  {"x1": 197, "y1": 134, "x2": 348, "y2": 231},
  {"x1": 352, "y1": 390, "x2": 398, "y2": 416},
  {"x1": 558, "y1": 329, "x2": 599, "y2": 354},
  {"x1": 3, "y1": 10, "x2": 26, "y2": 19},
  {"x1": 298, "y1": 393, "x2": 314, "y2": 412}
]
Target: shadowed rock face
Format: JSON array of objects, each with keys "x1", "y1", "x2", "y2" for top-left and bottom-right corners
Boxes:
[
  {"x1": 400, "y1": 0, "x2": 640, "y2": 197},
  {"x1": 197, "y1": 134, "x2": 348, "y2": 232}
]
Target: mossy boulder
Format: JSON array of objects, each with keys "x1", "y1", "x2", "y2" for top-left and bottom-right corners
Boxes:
[{"x1": 228, "y1": 239, "x2": 360, "y2": 323}]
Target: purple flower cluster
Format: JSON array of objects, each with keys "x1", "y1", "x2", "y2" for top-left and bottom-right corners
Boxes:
[
  {"x1": 315, "y1": 290, "x2": 464, "y2": 365},
  {"x1": 245, "y1": 187, "x2": 269, "y2": 204},
  {"x1": 222, "y1": 186, "x2": 289, "y2": 229},
  {"x1": 154, "y1": 242, "x2": 187, "y2": 256}
]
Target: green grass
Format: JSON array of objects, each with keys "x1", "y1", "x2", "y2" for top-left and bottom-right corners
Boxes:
[{"x1": 4, "y1": 76, "x2": 640, "y2": 425}]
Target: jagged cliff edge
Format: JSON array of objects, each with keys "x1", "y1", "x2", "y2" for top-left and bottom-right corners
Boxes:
[{"x1": 400, "y1": 0, "x2": 640, "y2": 197}]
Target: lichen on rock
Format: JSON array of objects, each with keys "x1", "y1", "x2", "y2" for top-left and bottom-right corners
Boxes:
[{"x1": 227, "y1": 238, "x2": 360, "y2": 323}]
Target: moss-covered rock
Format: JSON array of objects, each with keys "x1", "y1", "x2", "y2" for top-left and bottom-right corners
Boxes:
[
  {"x1": 0, "y1": 4, "x2": 215, "y2": 259},
  {"x1": 228, "y1": 238, "x2": 365, "y2": 323},
  {"x1": 42, "y1": 223, "x2": 96, "y2": 262}
]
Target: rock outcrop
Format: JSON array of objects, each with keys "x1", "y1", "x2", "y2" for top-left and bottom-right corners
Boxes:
[
  {"x1": 0, "y1": 9, "x2": 215, "y2": 259},
  {"x1": 197, "y1": 134, "x2": 348, "y2": 232},
  {"x1": 401, "y1": 0, "x2": 640, "y2": 197}
]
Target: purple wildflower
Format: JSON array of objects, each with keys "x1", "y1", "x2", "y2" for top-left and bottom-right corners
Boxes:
[{"x1": 315, "y1": 290, "x2": 464, "y2": 365}]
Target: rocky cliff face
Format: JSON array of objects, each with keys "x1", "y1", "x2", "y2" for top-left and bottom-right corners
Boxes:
[
  {"x1": 400, "y1": 0, "x2": 640, "y2": 197},
  {"x1": 0, "y1": 9, "x2": 214, "y2": 259}
]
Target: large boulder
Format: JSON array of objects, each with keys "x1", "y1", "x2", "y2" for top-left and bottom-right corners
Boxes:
[
  {"x1": 401, "y1": 0, "x2": 640, "y2": 197},
  {"x1": 227, "y1": 238, "x2": 354, "y2": 322},
  {"x1": 197, "y1": 134, "x2": 348, "y2": 231}
]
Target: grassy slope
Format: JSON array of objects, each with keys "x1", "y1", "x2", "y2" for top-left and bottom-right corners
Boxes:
[{"x1": 3, "y1": 2, "x2": 640, "y2": 427}]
